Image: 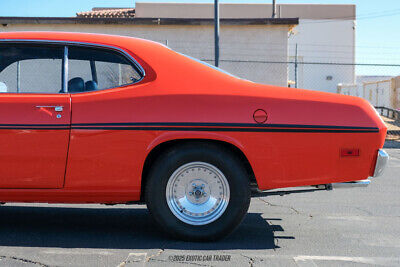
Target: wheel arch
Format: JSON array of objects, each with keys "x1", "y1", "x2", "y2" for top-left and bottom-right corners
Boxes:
[{"x1": 140, "y1": 138, "x2": 256, "y2": 202}]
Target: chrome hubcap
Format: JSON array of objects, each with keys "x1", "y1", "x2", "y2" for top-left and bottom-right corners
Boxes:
[{"x1": 166, "y1": 162, "x2": 230, "y2": 225}]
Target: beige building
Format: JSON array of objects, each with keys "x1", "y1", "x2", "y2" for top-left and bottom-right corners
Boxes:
[
  {"x1": 0, "y1": 3, "x2": 356, "y2": 89},
  {"x1": 0, "y1": 3, "x2": 298, "y2": 87},
  {"x1": 134, "y1": 3, "x2": 357, "y2": 92}
]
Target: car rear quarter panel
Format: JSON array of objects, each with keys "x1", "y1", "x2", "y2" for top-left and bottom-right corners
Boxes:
[
  {"x1": 64, "y1": 33, "x2": 386, "y2": 196},
  {"x1": 67, "y1": 85, "x2": 385, "y2": 194}
]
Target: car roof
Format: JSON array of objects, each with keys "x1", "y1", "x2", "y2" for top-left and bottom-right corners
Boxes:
[
  {"x1": 0, "y1": 31, "x2": 243, "y2": 90},
  {"x1": 0, "y1": 31, "x2": 164, "y2": 60},
  {"x1": 0, "y1": 31, "x2": 150, "y2": 45}
]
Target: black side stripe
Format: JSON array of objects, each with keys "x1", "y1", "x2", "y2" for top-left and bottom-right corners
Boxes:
[
  {"x1": 72, "y1": 122, "x2": 378, "y2": 130},
  {"x1": 71, "y1": 126, "x2": 378, "y2": 133},
  {"x1": 0, "y1": 123, "x2": 379, "y2": 133},
  {"x1": 0, "y1": 125, "x2": 69, "y2": 130},
  {"x1": 0, "y1": 124, "x2": 70, "y2": 127}
]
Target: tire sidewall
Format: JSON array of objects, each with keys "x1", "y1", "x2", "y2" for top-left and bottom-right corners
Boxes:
[{"x1": 145, "y1": 143, "x2": 250, "y2": 241}]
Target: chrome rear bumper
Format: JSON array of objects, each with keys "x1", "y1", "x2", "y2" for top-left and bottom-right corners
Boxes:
[
  {"x1": 251, "y1": 149, "x2": 389, "y2": 197},
  {"x1": 319, "y1": 149, "x2": 389, "y2": 190},
  {"x1": 330, "y1": 179, "x2": 371, "y2": 189},
  {"x1": 315, "y1": 179, "x2": 370, "y2": 190},
  {"x1": 373, "y1": 149, "x2": 389, "y2": 177}
]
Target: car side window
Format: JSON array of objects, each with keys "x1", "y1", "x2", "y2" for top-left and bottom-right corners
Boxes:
[
  {"x1": 0, "y1": 44, "x2": 63, "y2": 93},
  {"x1": 67, "y1": 46, "x2": 142, "y2": 93}
]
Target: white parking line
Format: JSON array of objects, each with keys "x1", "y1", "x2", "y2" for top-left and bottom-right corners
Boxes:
[{"x1": 293, "y1": 255, "x2": 400, "y2": 266}]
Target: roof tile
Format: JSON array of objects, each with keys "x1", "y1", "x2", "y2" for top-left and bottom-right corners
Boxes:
[{"x1": 77, "y1": 8, "x2": 135, "y2": 18}]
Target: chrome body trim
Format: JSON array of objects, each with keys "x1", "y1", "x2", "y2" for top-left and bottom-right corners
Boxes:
[
  {"x1": 251, "y1": 179, "x2": 371, "y2": 197},
  {"x1": 0, "y1": 39, "x2": 146, "y2": 91},
  {"x1": 16, "y1": 61, "x2": 21, "y2": 93},
  {"x1": 330, "y1": 179, "x2": 371, "y2": 189},
  {"x1": 63, "y1": 45, "x2": 68, "y2": 93},
  {"x1": 373, "y1": 149, "x2": 389, "y2": 177},
  {"x1": 36, "y1": 105, "x2": 63, "y2": 111}
]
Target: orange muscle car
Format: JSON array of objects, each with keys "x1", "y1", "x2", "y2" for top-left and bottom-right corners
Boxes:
[{"x1": 0, "y1": 32, "x2": 388, "y2": 241}]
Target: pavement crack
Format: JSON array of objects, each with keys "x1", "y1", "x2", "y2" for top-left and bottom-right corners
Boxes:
[
  {"x1": 118, "y1": 253, "x2": 148, "y2": 266},
  {"x1": 0, "y1": 255, "x2": 50, "y2": 267},
  {"x1": 145, "y1": 249, "x2": 164, "y2": 262},
  {"x1": 258, "y1": 197, "x2": 301, "y2": 214},
  {"x1": 355, "y1": 207, "x2": 374, "y2": 216},
  {"x1": 240, "y1": 254, "x2": 255, "y2": 267}
]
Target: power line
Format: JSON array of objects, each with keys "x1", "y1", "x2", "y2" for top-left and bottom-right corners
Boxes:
[
  {"x1": 162, "y1": 40, "x2": 400, "y2": 50},
  {"x1": 301, "y1": 9, "x2": 400, "y2": 24}
]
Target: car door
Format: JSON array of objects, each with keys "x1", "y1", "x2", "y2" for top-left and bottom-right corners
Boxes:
[
  {"x1": 64, "y1": 44, "x2": 145, "y2": 190},
  {"x1": 0, "y1": 42, "x2": 71, "y2": 188}
]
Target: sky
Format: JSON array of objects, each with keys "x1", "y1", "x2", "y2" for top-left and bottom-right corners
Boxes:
[{"x1": 0, "y1": 0, "x2": 399, "y2": 67}]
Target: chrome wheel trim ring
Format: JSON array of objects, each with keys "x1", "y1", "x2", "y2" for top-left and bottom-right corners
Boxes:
[{"x1": 166, "y1": 162, "x2": 230, "y2": 226}]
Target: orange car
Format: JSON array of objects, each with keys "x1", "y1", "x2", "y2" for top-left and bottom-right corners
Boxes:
[{"x1": 0, "y1": 32, "x2": 388, "y2": 241}]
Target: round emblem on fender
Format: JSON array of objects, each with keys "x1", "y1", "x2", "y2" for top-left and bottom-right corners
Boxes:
[{"x1": 253, "y1": 109, "x2": 268, "y2": 124}]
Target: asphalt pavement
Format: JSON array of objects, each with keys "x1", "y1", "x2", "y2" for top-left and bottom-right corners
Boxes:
[{"x1": 0, "y1": 149, "x2": 399, "y2": 267}]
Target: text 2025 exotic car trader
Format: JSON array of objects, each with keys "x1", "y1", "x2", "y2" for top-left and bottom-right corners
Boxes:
[{"x1": 0, "y1": 32, "x2": 389, "y2": 241}]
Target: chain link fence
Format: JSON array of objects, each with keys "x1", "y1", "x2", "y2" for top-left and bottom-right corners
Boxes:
[
  {"x1": 201, "y1": 59, "x2": 400, "y2": 94},
  {"x1": 158, "y1": 39, "x2": 400, "y2": 94}
]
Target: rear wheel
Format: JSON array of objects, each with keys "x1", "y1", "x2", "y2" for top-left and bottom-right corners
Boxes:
[{"x1": 145, "y1": 143, "x2": 251, "y2": 241}]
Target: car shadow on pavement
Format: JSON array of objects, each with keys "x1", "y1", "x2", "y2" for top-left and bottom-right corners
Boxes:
[{"x1": 0, "y1": 205, "x2": 293, "y2": 250}]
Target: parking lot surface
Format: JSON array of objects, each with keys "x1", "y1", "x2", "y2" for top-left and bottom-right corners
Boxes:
[{"x1": 0, "y1": 149, "x2": 399, "y2": 267}]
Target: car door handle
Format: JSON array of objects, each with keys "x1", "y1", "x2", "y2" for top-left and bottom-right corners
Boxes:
[{"x1": 36, "y1": 105, "x2": 63, "y2": 112}]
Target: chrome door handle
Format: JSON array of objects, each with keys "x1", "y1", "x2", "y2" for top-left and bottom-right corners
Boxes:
[
  {"x1": 54, "y1": 106, "x2": 63, "y2": 112},
  {"x1": 36, "y1": 105, "x2": 63, "y2": 112}
]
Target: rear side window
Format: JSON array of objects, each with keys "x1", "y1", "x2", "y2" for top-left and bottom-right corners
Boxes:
[
  {"x1": 67, "y1": 46, "x2": 142, "y2": 93},
  {"x1": 0, "y1": 44, "x2": 63, "y2": 93}
]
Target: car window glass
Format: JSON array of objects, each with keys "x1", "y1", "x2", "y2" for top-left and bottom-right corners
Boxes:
[
  {"x1": 67, "y1": 46, "x2": 142, "y2": 93},
  {"x1": 0, "y1": 44, "x2": 63, "y2": 93},
  {"x1": 68, "y1": 59, "x2": 92, "y2": 83}
]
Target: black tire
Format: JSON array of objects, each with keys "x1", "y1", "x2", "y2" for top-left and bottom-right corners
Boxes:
[{"x1": 145, "y1": 142, "x2": 251, "y2": 241}]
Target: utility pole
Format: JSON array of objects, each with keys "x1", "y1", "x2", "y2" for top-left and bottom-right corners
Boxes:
[
  {"x1": 214, "y1": 0, "x2": 220, "y2": 67},
  {"x1": 272, "y1": 0, "x2": 276, "y2": 18}
]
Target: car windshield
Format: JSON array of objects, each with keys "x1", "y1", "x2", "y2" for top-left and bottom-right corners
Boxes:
[{"x1": 179, "y1": 53, "x2": 241, "y2": 79}]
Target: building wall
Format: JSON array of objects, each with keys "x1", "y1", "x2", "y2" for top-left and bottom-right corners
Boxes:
[
  {"x1": 135, "y1": 3, "x2": 355, "y2": 20},
  {"x1": 277, "y1": 4, "x2": 355, "y2": 20},
  {"x1": 288, "y1": 19, "x2": 356, "y2": 93},
  {"x1": 0, "y1": 23, "x2": 291, "y2": 86},
  {"x1": 136, "y1": 3, "x2": 274, "y2": 19},
  {"x1": 136, "y1": 2, "x2": 356, "y2": 93}
]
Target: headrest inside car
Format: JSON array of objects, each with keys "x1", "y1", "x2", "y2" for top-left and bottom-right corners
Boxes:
[
  {"x1": 68, "y1": 77, "x2": 84, "y2": 93},
  {"x1": 85, "y1": 80, "x2": 98, "y2": 91}
]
